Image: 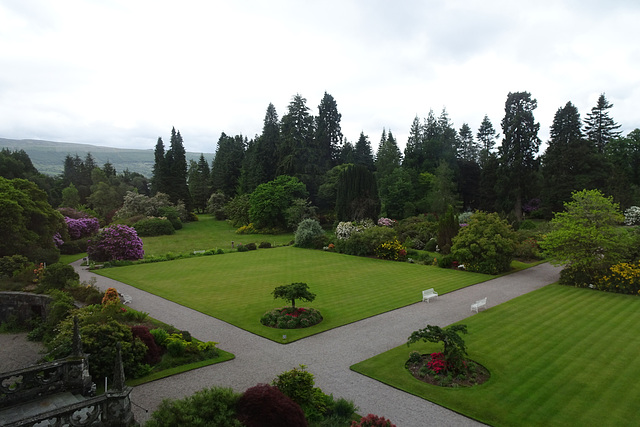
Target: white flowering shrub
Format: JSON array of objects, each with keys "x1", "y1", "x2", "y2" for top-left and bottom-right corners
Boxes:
[
  {"x1": 335, "y1": 219, "x2": 375, "y2": 240},
  {"x1": 458, "y1": 211, "x2": 473, "y2": 226},
  {"x1": 624, "y1": 206, "x2": 640, "y2": 226}
]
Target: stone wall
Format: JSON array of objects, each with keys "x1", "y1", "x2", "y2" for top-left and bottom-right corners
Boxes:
[{"x1": 0, "y1": 292, "x2": 52, "y2": 325}]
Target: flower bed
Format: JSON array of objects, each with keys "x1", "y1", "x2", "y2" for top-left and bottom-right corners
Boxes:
[
  {"x1": 405, "y1": 352, "x2": 490, "y2": 387},
  {"x1": 260, "y1": 307, "x2": 323, "y2": 329}
]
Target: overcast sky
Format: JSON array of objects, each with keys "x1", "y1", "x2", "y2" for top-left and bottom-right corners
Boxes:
[{"x1": 1, "y1": 0, "x2": 639, "y2": 155}]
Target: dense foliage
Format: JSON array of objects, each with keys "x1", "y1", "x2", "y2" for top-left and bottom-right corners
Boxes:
[
  {"x1": 294, "y1": 218, "x2": 325, "y2": 248},
  {"x1": 272, "y1": 282, "x2": 316, "y2": 309},
  {"x1": 451, "y1": 212, "x2": 517, "y2": 274},
  {"x1": 87, "y1": 224, "x2": 144, "y2": 262},
  {"x1": 540, "y1": 189, "x2": 627, "y2": 286},
  {"x1": 407, "y1": 324, "x2": 469, "y2": 376}
]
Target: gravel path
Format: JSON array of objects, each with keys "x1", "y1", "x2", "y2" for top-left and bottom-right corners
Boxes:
[{"x1": 71, "y1": 260, "x2": 560, "y2": 426}]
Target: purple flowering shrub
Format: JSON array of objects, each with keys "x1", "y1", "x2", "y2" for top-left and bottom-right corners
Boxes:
[
  {"x1": 87, "y1": 224, "x2": 144, "y2": 262},
  {"x1": 65, "y1": 217, "x2": 100, "y2": 240}
]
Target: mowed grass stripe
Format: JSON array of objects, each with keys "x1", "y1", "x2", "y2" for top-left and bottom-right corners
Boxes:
[
  {"x1": 97, "y1": 246, "x2": 490, "y2": 342},
  {"x1": 351, "y1": 284, "x2": 640, "y2": 426}
]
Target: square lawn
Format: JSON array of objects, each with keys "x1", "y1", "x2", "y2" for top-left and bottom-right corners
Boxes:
[
  {"x1": 96, "y1": 246, "x2": 490, "y2": 342},
  {"x1": 351, "y1": 284, "x2": 640, "y2": 426}
]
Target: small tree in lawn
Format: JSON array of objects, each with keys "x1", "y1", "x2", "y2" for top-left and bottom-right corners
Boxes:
[
  {"x1": 272, "y1": 282, "x2": 316, "y2": 309},
  {"x1": 407, "y1": 324, "x2": 468, "y2": 376}
]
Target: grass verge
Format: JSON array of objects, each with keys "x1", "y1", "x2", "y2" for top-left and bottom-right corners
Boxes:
[
  {"x1": 126, "y1": 349, "x2": 235, "y2": 387},
  {"x1": 96, "y1": 246, "x2": 491, "y2": 342},
  {"x1": 351, "y1": 284, "x2": 640, "y2": 426}
]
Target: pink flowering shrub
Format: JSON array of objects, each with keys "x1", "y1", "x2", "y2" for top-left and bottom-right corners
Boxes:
[
  {"x1": 87, "y1": 224, "x2": 144, "y2": 262},
  {"x1": 351, "y1": 414, "x2": 396, "y2": 427},
  {"x1": 65, "y1": 216, "x2": 100, "y2": 240},
  {"x1": 377, "y1": 217, "x2": 395, "y2": 227}
]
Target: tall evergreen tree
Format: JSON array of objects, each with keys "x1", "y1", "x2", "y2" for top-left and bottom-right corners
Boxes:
[
  {"x1": 542, "y1": 101, "x2": 601, "y2": 215},
  {"x1": 189, "y1": 154, "x2": 211, "y2": 213},
  {"x1": 457, "y1": 123, "x2": 478, "y2": 162},
  {"x1": 151, "y1": 137, "x2": 169, "y2": 195},
  {"x1": 166, "y1": 128, "x2": 191, "y2": 211},
  {"x1": 403, "y1": 116, "x2": 424, "y2": 171},
  {"x1": 375, "y1": 128, "x2": 402, "y2": 180},
  {"x1": 335, "y1": 164, "x2": 380, "y2": 221},
  {"x1": 477, "y1": 114, "x2": 499, "y2": 153},
  {"x1": 584, "y1": 93, "x2": 622, "y2": 153},
  {"x1": 498, "y1": 91, "x2": 541, "y2": 220},
  {"x1": 315, "y1": 92, "x2": 343, "y2": 170},
  {"x1": 278, "y1": 94, "x2": 317, "y2": 198},
  {"x1": 354, "y1": 132, "x2": 375, "y2": 171},
  {"x1": 211, "y1": 133, "x2": 246, "y2": 198},
  {"x1": 257, "y1": 103, "x2": 280, "y2": 183}
]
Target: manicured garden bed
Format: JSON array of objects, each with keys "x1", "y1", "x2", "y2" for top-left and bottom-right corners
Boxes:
[
  {"x1": 351, "y1": 284, "x2": 640, "y2": 426},
  {"x1": 96, "y1": 246, "x2": 491, "y2": 342}
]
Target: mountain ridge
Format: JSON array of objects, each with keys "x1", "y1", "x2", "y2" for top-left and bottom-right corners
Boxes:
[{"x1": 0, "y1": 137, "x2": 215, "y2": 177}]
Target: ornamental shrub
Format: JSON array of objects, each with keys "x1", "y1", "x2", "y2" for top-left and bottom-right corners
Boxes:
[
  {"x1": 595, "y1": 261, "x2": 640, "y2": 295},
  {"x1": 624, "y1": 206, "x2": 640, "y2": 226},
  {"x1": 59, "y1": 237, "x2": 89, "y2": 255},
  {"x1": 64, "y1": 216, "x2": 100, "y2": 240},
  {"x1": 375, "y1": 239, "x2": 407, "y2": 261},
  {"x1": 133, "y1": 217, "x2": 175, "y2": 237},
  {"x1": 451, "y1": 211, "x2": 517, "y2": 274},
  {"x1": 335, "y1": 224, "x2": 396, "y2": 257},
  {"x1": 38, "y1": 263, "x2": 79, "y2": 291},
  {"x1": 295, "y1": 218, "x2": 325, "y2": 248},
  {"x1": 146, "y1": 386, "x2": 243, "y2": 427},
  {"x1": 236, "y1": 384, "x2": 308, "y2": 427},
  {"x1": 131, "y1": 325, "x2": 162, "y2": 365},
  {"x1": 150, "y1": 328, "x2": 169, "y2": 346},
  {"x1": 259, "y1": 241, "x2": 272, "y2": 248},
  {"x1": 351, "y1": 414, "x2": 396, "y2": 427},
  {"x1": 157, "y1": 206, "x2": 183, "y2": 230},
  {"x1": 87, "y1": 224, "x2": 144, "y2": 262}
]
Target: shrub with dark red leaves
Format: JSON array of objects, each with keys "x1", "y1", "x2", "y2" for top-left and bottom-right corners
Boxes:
[
  {"x1": 236, "y1": 384, "x2": 308, "y2": 427},
  {"x1": 351, "y1": 414, "x2": 397, "y2": 427},
  {"x1": 131, "y1": 325, "x2": 162, "y2": 365}
]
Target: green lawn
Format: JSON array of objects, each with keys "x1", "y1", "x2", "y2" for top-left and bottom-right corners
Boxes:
[
  {"x1": 96, "y1": 246, "x2": 490, "y2": 342},
  {"x1": 141, "y1": 215, "x2": 295, "y2": 257},
  {"x1": 351, "y1": 284, "x2": 640, "y2": 426}
]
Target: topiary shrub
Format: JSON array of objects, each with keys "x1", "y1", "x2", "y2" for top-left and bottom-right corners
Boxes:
[
  {"x1": 146, "y1": 386, "x2": 243, "y2": 427},
  {"x1": 245, "y1": 242, "x2": 257, "y2": 251},
  {"x1": 133, "y1": 217, "x2": 175, "y2": 236},
  {"x1": 87, "y1": 224, "x2": 144, "y2": 262},
  {"x1": 259, "y1": 241, "x2": 272, "y2": 249},
  {"x1": 295, "y1": 219, "x2": 325, "y2": 249},
  {"x1": 236, "y1": 384, "x2": 308, "y2": 427}
]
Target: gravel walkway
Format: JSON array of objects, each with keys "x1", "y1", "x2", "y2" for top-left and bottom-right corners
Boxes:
[{"x1": 71, "y1": 260, "x2": 560, "y2": 426}]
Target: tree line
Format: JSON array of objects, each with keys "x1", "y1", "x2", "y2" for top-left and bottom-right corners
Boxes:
[{"x1": 2, "y1": 90, "x2": 638, "y2": 231}]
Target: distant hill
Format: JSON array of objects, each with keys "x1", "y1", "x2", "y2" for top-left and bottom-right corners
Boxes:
[{"x1": 0, "y1": 138, "x2": 215, "y2": 177}]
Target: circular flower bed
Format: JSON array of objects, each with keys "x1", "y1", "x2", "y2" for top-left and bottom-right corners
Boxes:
[
  {"x1": 405, "y1": 352, "x2": 490, "y2": 387},
  {"x1": 260, "y1": 307, "x2": 323, "y2": 329}
]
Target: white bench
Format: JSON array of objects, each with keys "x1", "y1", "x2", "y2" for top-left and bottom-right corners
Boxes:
[
  {"x1": 471, "y1": 297, "x2": 487, "y2": 313},
  {"x1": 422, "y1": 288, "x2": 438, "y2": 303},
  {"x1": 119, "y1": 293, "x2": 132, "y2": 305}
]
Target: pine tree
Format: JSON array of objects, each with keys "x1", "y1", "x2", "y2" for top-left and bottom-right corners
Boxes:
[
  {"x1": 315, "y1": 92, "x2": 343, "y2": 170},
  {"x1": 457, "y1": 123, "x2": 478, "y2": 162},
  {"x1": 151, "y1": 137, "x2": 168, "y2": 195},
  {"x1": 542, "y1": 101, "x2": 601, "y2": 215},
  {"x1": 354, "y1": 132, "x2": 375, "y2": 171},
  {"x1": 584, "y1": 93, "x2": 622, "y2": 153},
  {"x1": 189, "y1": 154, "x2": 211, "y2": 213},
  {"x1": 498, "y1": 91, "x2": 541, "y2": 220},
  {"x1": 166, "y1": 128, "x2": 191, "y2": 211},
  {"x1": 403, "y1": 116, "x2": 424, "y2": 171},
  {"x1": 210, "y1": 133, "x2": 246, "y2": 198},
  {"x1": 375, "y1": 128, "x2": 402, "y2": 180},
  {"x1": 476, "y1": 114, "x2": 499, "y2": 162}
]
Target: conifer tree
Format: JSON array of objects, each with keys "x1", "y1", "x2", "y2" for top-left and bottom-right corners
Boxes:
[
  {"x1": 211, "y1": 133, "x2": 246, "y2": 198},
  {"x1": 335, "y1": 164, "x2": 380, "y2": 221},
  {"x1": 498, "y1": 91, "x2": 541, "y2": 220},
  {"x1": 584, "y1": 93, "x2": 622, "y2": 153},
  {"x1": 354, "y1": 132, "x2": 375, "y2": 171},
  {"x1": 315, "y1": 92, "x2": 343, "y2": 170}
]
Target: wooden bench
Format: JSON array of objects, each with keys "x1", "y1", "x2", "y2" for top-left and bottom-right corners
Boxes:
[
  {"x1": 471, "y1": 297, "x2": 487, "y2": 313},
  {"x1": 422, "y1": 288, "x2": 438, "y2": 303},
  {"x1": 119, "y1": 293, "x2": 132, "y2": 305}
]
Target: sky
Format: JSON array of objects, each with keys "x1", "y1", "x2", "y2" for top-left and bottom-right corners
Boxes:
[{"x1": 1, "y1": 0, "x2": 639, "y2": 155}]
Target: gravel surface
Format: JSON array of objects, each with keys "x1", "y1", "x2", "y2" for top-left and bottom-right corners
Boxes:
[
  {"x1": 0, "y1": 333, "x2": 45, "y2": 373},
  {"x1": 67, "y1": 260, "x2": 559, "y2": 426}
]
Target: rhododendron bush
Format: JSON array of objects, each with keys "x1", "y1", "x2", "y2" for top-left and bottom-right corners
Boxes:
[
  {"x1": 87, "y1": 224, "x2": 144, "y2": 262},
  {"x1": 65, "y1": 216, "x2": 100, "y2": 240}
]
